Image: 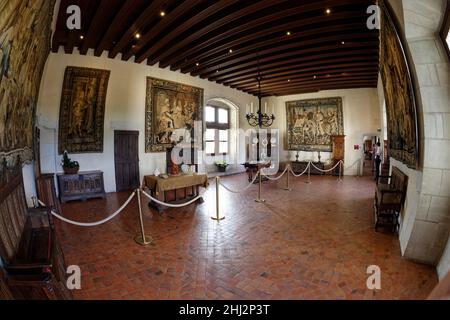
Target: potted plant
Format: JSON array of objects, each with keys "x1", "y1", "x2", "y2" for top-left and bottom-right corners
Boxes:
[
  {"x1": 61, "y1": 151, "x2": 80, "y2": 175},
  {"x1": 215, "y1": 160, "x2": 229, "y2": 173}
]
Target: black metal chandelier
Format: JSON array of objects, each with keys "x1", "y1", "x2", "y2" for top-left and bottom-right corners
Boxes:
[{"x1": 245, "y1": 74, "x2": 275, "y2": 128}]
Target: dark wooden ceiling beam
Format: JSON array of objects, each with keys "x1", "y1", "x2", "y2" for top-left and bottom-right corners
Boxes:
[
  {"x1": 259, "y1": 82, "x2": 378, "y2": 97},
  {"x1": 141, "y1": 0, "x2": 289, "y2": 65},
  {"x1": 204, "y1": 45, "x2": 379, "y2": 82},
  {"x1": 240, "y1": 72, "x2": 379, "y2": 91},
  {"x1": 184, "y1": 11, "x2": 377, "y2": 75},
  {"x1": 123, "y1": 0, "x2": 205, "y2": 63},
  {"x1": 229, "y1": 64, "x2": 379, "y2": 88},
  {"x1": 107, "y1": 0, "x2": 166, "y2": 59},
  {"x1": 222, "y1": 57, "x2": 379, "y2": 86},
  {"x1": 94, "y1": 0, "x2": 145, "y2": 57},
  {"x1": 161, "y1": 0, "x2": 373, "y2": 70},
  {"x1": 126, "y1": 0, "x2": 241, "y2": 63},
  {"x1": 190, "y1": 31, "x2": 377, "y2": 77},
  {"x1": 79, "y1": 0, "x2": 122, "y2": 55},
  {"x1": 246, "y1": 76, "x2": 377, "y2": 93}
]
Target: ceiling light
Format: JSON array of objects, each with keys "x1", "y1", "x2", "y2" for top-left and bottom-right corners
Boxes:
[
  {"x1": 286, "y1": 31, "x2": 291, "y2": 36},
  {"x1": 288, "y1": 79, "x2": 291, "y2": 82},
  {"x1": 216, "y1": 70, "x2": 219, "y2": 73},
  {"x1": 326, "y1": 8, "x2": 331, "y2": 14},
  {"x1": 341, "y1": 41, "x2": 345, "y2": 45},
  {"x1": 160, "y1": 11, "x2": 166, "y2": 17},
  {"x1": 79, "y1": 35, "x2": 84, "y2": 40},
  {"x1": 313, "y1": 75, "x2": 317, "y2": 79},
  {"x1": 229, "y1": 49, "x2": 233, "y2": 53},
  {"x1": 196, "y1": 62, "x2": 200, "y2": 66},
  {"x1": 135, "y1": 33, "x2": 141, "y2": 39}
]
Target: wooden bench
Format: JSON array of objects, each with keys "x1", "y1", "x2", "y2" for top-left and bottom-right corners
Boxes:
[
  {"x1": 374, "y1": 166, "x2": 408, "y2": 232},
  {"x1": 0, "y1": 159, "x2": 72, "y2": 300}
]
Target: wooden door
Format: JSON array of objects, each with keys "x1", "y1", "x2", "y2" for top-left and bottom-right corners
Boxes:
[{"x1": 114, "y1": 131, "x2": 140, "y2": 192}]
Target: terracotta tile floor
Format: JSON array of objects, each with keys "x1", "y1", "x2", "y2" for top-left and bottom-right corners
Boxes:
[{"x1": 57, "y1": 174, "x2": 438, "y2": 300}]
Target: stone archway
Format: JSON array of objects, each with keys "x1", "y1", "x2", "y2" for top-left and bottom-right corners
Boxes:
[{"x1": 386, "y1": 0, "x2": 450, "y2": 279}]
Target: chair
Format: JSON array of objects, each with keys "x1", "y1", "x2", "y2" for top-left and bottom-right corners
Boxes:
[{"x1": 374, "y1": 166, "x2": 408, "y2": 233}]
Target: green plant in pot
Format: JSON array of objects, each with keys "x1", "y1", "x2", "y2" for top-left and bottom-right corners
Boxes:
[
  {"x1": 215, "y1": 160, "x2": 229, "y2": 173},
  {"x1": 61, "y1": 151, "x2": 80, "y2": 175}
]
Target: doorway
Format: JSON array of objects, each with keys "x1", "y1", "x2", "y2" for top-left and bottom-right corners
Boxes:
[{"x1": 114, "y1": 131, "x2": 140, "y2": 191}]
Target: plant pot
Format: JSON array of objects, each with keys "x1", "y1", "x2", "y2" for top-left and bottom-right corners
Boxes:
[
  {"x1": 63, "y1": 167, "x2": 79, "y2": 175},
  {"x1": 217, "y1": 166, "x2": 227, "y2": 173}
]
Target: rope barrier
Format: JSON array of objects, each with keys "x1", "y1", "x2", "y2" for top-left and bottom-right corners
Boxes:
[
  {"x1": 310, "y1": 160, "x2": 343, "y2": 173},
  {"x1": 219, "y1": 171, "x2": 260, "y2": 193},
  {"x1": 288, "y1": 162, "x2": 311, "y2": 177},
  {"x1": 37, "y1": 191, "x2": 136, "y2": 227},
  {"x1": 343, "y1": 159, "x2": 361, "y2": 171},
  {"x1": 261, "y1": 165, "x2": 289, "y2": 181},
  {"x1": 141, "y1": 189, "x2": 204, "y2": 208}
]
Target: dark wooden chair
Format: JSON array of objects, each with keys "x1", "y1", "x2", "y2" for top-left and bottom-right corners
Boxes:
[
  {"x1": 0, "y1": 159, "x2": 72, "y2": 300},
  {"x1": 374, "y1": 166, "x2": 408, "y2": 233}
]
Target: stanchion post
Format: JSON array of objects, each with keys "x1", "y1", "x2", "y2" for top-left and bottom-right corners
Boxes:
[
  {"x1": 283, "y1": 165, "x2": 292, "y2": 191},
  {"x1": 338, "y1": 161, "x2": 343, "y2": 182},
  {"x1": 305, "y1": 162, "x2": 312, "y2": 184},
  {"x1": 211, "y1": 176, "x2": 225, "y2": 221},
  {"x1": 134, "y1": 189, "x2": 153, "y2": 246},
  {"x1": 255, "y1": 171, "x2": 266, "y2": 203}
]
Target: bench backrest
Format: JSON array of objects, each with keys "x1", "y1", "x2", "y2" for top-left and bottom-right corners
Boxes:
[{"x1": 0, "y1": 162, "x2": 28, "y2": 264}]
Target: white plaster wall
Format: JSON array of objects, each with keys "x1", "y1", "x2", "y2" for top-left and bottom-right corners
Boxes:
[
  {"x1": 22, "y1": 163, "x2": 37, "y2": 207},
  {"x1": 266, "y1": 88, "x2": 381, "y2": 175},
  {"x1": 37, "y1": 49, "x2": 258, "y2": 192}
]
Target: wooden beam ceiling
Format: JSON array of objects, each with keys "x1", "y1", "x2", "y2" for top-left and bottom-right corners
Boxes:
[{"x1": 52, "y1": 0, "x2": 379, "y2": 96}]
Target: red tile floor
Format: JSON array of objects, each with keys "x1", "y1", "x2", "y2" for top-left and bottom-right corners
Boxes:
[{"x1": 57, "y1": 174, "x2": 438, "y2": 300}]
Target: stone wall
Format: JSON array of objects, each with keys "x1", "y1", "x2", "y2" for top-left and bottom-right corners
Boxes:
[{"x1": 387, "y1": 0, "x2": 450, "y2": 274}]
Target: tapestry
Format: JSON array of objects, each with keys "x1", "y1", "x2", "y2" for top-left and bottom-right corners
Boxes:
[
  {"x1": 380, "y1": 0, "x2": 418, "y2": 168},
  {"x1": 145, "y1": 77, "x2": 203, "y2": 152},
  {"x1": 286, "y1": 97, "x2": 344, "y2": 152},
  {"x1": 0, "y1": 0, "x2": 55, "y2": 167},
  {"x1": 58, "y1": 67, "x2": 110, "y2": 154}
]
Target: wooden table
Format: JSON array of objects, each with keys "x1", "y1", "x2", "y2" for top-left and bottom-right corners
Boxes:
[{"x1": 142, "y1": 173, "x2": 209, "y2": 212}]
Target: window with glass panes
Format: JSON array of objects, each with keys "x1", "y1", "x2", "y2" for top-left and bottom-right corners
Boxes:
[{"x1": 205, "y1": 106, "x2": 230, "y2": 156}]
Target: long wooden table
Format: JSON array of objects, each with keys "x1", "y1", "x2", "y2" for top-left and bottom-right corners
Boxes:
[{"x1": 142, "y1": 173, "x2": 209, "y2": 212}]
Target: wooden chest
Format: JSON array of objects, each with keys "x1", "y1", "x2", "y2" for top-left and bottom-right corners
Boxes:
[{"x1": 57, "y1": 171, "x2": 106, "y2": 203}]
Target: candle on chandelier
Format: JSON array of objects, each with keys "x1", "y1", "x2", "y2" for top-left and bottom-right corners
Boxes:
[
  {"x1": 251, "y1": 102, "x2": 254, "y2": 113},
  {"x1": 265, "y1": 102, "x2": 268, "y2": 114}
]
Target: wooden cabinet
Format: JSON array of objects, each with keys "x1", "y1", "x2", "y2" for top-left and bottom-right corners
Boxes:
[
  {"x1": 331, "y1": 135, "x2": 346, "y2": 176},
  {"x1": 57, "y1": 171, "x2": 106, "y2": 203}
]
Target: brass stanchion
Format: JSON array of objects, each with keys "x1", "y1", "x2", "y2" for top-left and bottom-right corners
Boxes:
[
  {"x1": 283, "y1": 165, "x2": 292, "y2": 191},
  {"x1": 134, "y1": 189, "x2": 153, "y2": 246},
  {"x1": 255, "y1": 171, "x2": 266, "y2": 203},
  {"x1": 211, "y1": 176, "x2": 225, "y2": 221},
  {"x1": 305, "y1": 163, "x2": 312, "y2": 184},
  {"x1": 338, "y1": 161, "x2": 343, "y2": 182}
]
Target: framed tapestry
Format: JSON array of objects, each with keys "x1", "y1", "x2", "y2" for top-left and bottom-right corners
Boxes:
[
  {"x1": 58, "y1": 66, "x2": 110, "y2": 154},
  {"x1": 0, "y1": 0, "x2": 55, "y2": 168},
  {"x1": 145, "y1": 77, "x2": 204, "y2": 153},
  {"x1": 286, "y1": 97, "x2": 344, "y2": 152},
  {"x1": 379, "y1": 0, "x2": 418, "y2": 168}
]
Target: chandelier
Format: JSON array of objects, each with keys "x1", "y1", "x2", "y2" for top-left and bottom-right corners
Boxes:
[{"x1": 246, "y1": 76, "x2": 275, "y2": 128}]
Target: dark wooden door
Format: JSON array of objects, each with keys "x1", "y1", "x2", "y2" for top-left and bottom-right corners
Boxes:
[{"x1": 114, "y1": 131, "x2": 140, "y2": 192}]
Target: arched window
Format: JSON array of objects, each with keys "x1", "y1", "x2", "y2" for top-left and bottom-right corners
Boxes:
[
  {"x1": 441, "y1": 0, "x2": 450, "y2": 59},
  {"x1": 205, "y1": 105, "x2": 230, "y2": 156}
]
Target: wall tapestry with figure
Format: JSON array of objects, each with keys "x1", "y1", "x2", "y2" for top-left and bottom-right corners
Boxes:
[
  {"x1": 58, "y1": 67, "x2": 110, "y2": 154},
  {"x1": 0, "y1": 0, "x2": 55, "y2": 167},
  {"x1": 145, "y1": 77, "x2": 203, "y2": 152},
  {"x1": 379, "y1": 0, "x2": 418, "y2": 168},
  {"x1": 286, "y1": 97, "x2": 344, "y2": 152}
]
